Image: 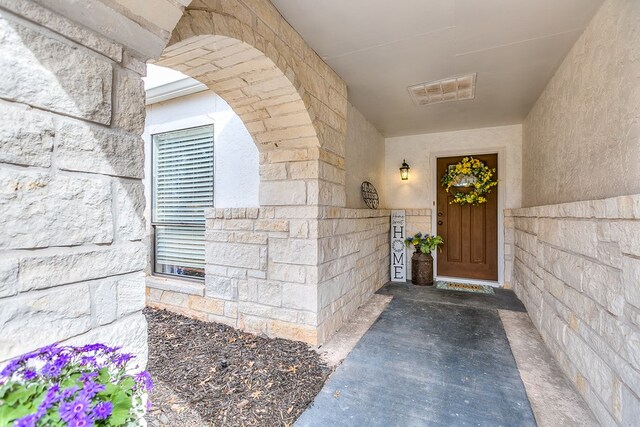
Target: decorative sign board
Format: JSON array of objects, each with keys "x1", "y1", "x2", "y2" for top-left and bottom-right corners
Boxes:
[
  {"x1": 390, "y1": 210, "x2": 406, "y2": 282},
  {"x1": 361, "y1": 181, "x2": 380, "y2": 209}
]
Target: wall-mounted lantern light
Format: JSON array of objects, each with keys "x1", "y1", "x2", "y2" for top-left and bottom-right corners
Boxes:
[{"x1": 400, "y1": 159, "x2": 410, "y2": 181}]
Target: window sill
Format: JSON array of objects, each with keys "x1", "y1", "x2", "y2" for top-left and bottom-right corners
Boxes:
[{"x1": 146, "y1": 275, "x2": 205, "y2": 297}]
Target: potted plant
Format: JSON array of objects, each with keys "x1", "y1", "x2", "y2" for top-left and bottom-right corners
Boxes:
[
  {"x1": 405, "y1": 232, "x2": 444, "y2": 286},
  {"x1": 0, "y1": 343, "x2": 152, "y2": 427}
]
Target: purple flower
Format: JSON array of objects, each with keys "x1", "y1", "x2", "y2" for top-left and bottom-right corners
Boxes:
[
  {"x1": 91, "y1": 401, "x2": 113, "y2": 420},
  {"x1": 1, "y1": 360, "x2": 20, "y2": 378},
  {"x1": 79, "y1": 343, "x2": 106, "y2": 353},
  {"x1": 67, "y1": 417, "x2": 94, "y2": 427},
  {"x1": 23, "y1": 369, "x2": 37, "y2": 380},
  {"x1": 40, "y1": 384, "x2": 61, "y2": 409},
  {"x1": 79, "y1": 372, "x2": 98, "y2": 382},
  {"x1": 59, "y1": 393, "x2": 90, "y2": 422},
  {"x1": 113, "y1": 353, "x2": 133, "y2": 367},
  {"x1": 41, "y1": 362, "x2": 62, "y2": 378},
  {"x1": 38, "y1": 343, "x2": 63, "y2": 357},
  {"x1": 13, "y1": 414, "x2": 37, "y2": 427},
  {"x1": 80, "y1": 381, "x2": 105, "y2": 398},
  {"x1": 134, "y1": 371, "x2": 153, "y2": 392},
  {"x1": 80, "y1": 356, "x2": 97, "y2": 367},
  {"x1": 60, "y1": 386, "x2": 79, "y2": 401}
]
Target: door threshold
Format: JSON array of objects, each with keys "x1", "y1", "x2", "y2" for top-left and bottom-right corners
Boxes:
[{"x1": 436, "y1": 276, "x2": 501, "y2": 288}]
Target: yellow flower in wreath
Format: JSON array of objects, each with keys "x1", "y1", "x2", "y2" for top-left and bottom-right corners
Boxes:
[{"x1": 441, "y1": 156, "x2": 498, "y2": 206}]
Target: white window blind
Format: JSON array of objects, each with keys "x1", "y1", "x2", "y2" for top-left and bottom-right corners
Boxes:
[{"x1": 152, "y1": 125, "x2": 213, "y2": 279}]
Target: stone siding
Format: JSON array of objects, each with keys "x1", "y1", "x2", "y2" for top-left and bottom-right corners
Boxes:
[
  {"x1": 0, "y1": 1, "x2": 150, "y2": 363},
  {"x1": 316, "y1": 208, "x2": 390, "y2": 343},
  {"x1": 149, "y1": 207, "x2": 390, "y2": 346},
  {"x1": 506, "y1": 195, "x2": 640, "y2": 425},
  {"x1": 158, "y1": 0, "x2": 349, "y2": 208}
]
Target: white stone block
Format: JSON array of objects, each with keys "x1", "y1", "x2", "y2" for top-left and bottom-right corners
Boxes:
[
  {"x1": 205, "y1": 275, "x2": 237, "y2": 300},
  {"x1": 63, "y1": 313, "x2": 148, "y2": 368},
  {"x1": 90, "y1": 278, "x2": 117, "y2": 326},
  {"x1": 270, "y1": 238, "x2": 317, "y2": 265},
  {"x1": 117, "y1": 274, "x2": 146, "y2": 317},
  {"x1": 0, "y1": 169, "x2": 113, "y2": 249},
  {"x1": 115, "y1": 180, "x2": 146, "y2": 241},
  {"x1": 57, "y1": 121, "x2": 144, "y2": 179},
  {"x1": 255, "y1": 280, "x2": 282, "y2": 306},
  {"x1": 206, "y1": 242, "x2": 262, "y2": 269},
  {"x1": 282, "y1": 283, "x2": 317, "y2": 311},
  {"x1": 0, "y1": 284, "x2": 91, "y2": 361},
  {"x1": 259, "y1": 180, "x2": 306, "y2": 205},
  {"x1": 0, "y1": 102, "x2": 54, "y2": 167},
  {"x1": 0, "y1": 15, "x2": 111, "y2": 124},
  {"x1": 112, "y1": 68, "x2": 145, "y2": 134},
  {"x1": 0, "y1": 258, "x2": 18, "y2": 298},
  {"x1": 17, "y1": 244, "x2": 146, "y2": 292}
]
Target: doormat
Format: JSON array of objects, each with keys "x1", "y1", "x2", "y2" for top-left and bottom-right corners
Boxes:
[{"x1": 435, "y1": 281, "x2": 495, "y2": 294}]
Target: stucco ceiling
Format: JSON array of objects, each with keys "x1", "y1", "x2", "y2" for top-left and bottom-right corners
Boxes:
[{"x1": 270, "y1": 0, "x2": 604, "y2": 137}]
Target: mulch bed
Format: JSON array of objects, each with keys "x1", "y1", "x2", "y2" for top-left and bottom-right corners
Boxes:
[{"x1": 144, "y1": 308, "x2": 330, "y2": 426}]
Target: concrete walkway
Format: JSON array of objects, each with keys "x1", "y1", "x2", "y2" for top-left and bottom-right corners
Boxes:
[{"x1": 296, "y1": 283, "x2": 542, "y2": 426}]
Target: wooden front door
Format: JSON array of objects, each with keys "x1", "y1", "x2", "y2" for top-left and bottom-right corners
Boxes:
[{"x1": 436, "y1": 154, "x2": 498, "y2": 281}]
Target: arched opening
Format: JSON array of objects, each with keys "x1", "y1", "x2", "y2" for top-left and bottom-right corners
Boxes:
[{"x1": 1, "y1": 0, "x2": 354, "y2": 365}]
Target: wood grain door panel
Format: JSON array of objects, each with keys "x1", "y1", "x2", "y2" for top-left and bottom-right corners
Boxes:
[{"x1": 436, "y1": 154, "x2": 498, "y2": 281}]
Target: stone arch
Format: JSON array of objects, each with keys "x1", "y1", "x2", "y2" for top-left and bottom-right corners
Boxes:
[
  {"x1": 153, "y1": 0, "x2": 349, "y2": 207},
  {"x1": 158, "y1": 35, "x2": 318, "y2": 153}
]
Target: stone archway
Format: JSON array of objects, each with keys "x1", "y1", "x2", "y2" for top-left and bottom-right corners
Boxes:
[
  {"x1": 0, "y1": 0, "x2": 387, "y2": 361},
  {"x1": 156, "y1": 1, "x2": 349, "y2": 208},
  {"x1": 144, "y1": 2, "x2": 355, "y2": 345}
]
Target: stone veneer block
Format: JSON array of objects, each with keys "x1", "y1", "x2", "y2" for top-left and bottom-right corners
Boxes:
[
  {"x1": 114, "y1": 181, "x2": 146, "y2": 241},
  {"x1": 0, "y1": 14, "x2": 112, "y2": 124},
  {"x1": 117, "y1": 274, "x2": 147, "y2": 317},
  {"x1": 506, "y1": 193, "x2": 640, "y2": 425},
  {"x1": 259, "y1": 180, "x2": 307, "y2": 205},
  {"x1": 206, "y1": 242, "x2": 263, "y2": 269},
  {"x1": 57, "y1": 121, "x2": 144, "y2": 179},
  {"x1": 14, "y1": 244, "x2": 146, "y2": 293},
  {"x1": 0, "y1": 102, "x2": 54, "y2": 167},
  {"x1": 112, "y1": 68, "x2": 146, "y2": 134},
  {"x1": 0, "y1": 283, "x2": 92, "y2": 361},
  {"x1": 0, "y1": 169, "x2": 113, "y2": 249}
]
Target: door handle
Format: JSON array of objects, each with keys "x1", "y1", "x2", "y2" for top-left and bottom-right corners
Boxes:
[{"x1": 438, "y1": 220, "x2": 443, "y2": 226}]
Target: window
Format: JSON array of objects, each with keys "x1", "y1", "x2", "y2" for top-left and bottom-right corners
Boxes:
[{"x1": 152, "y1": 125, "x2": 214, "y2": 280}]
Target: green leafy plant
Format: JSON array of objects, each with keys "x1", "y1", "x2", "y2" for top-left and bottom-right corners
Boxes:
[
  {"x1": 405, "y1": 232, "x2": 444, "y2": 254},
  {"x1": 0, "y1": 343, "x2": 152, "y2": 427}
]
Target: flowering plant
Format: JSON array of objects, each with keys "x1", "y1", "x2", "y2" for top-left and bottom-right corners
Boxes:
[
  {"x1": 0, "y1": 344, "x2": 152, "y2": 427},
  {"x1": 441, "y1": 157, "x2": 497, "y2": 205},
  {"x1": 405, "y1": 232, "x2": 444, "y2": 254}
]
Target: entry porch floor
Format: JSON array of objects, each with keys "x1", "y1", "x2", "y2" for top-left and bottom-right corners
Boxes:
[{"x1": 296, "y1": 282, "x2": 597, "y2": 427}]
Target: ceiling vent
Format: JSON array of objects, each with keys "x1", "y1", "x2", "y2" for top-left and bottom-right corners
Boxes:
[{"x1": 408, "y1": 73, "x2": 477, "y2": 106}]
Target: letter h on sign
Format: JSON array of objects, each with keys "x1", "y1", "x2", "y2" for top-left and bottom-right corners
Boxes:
[{"x1": 390, "y1": 210, "x2": 406, "y2": 282}]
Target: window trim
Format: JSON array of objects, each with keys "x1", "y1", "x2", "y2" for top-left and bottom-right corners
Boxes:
[{"x1": 150, "y1": 124, "x2": 214, "y2": 282}]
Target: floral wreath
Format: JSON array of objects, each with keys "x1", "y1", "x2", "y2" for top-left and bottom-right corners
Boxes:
[{"x1": 441, "y1": 157, "x2": 497, "y2": 205}]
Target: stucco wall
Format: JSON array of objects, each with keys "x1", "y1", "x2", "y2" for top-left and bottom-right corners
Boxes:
[
  {"x1": 345, "y1": 102, "x2": 386, "y2": 208},
  {"x1": 143, "y1": 89, "x2": 260, "y2": 212},
  {"x1": 385, "y1": 125, "x2": 523, "y2": 210},
  {"x1": 522, "y1": 0, "x2": 640, "y2": 207}
]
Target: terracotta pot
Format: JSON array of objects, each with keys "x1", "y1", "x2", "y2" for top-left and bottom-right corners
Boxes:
[{"x1": 411, "y1": 251, "x2": 434, "y2": 286}]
